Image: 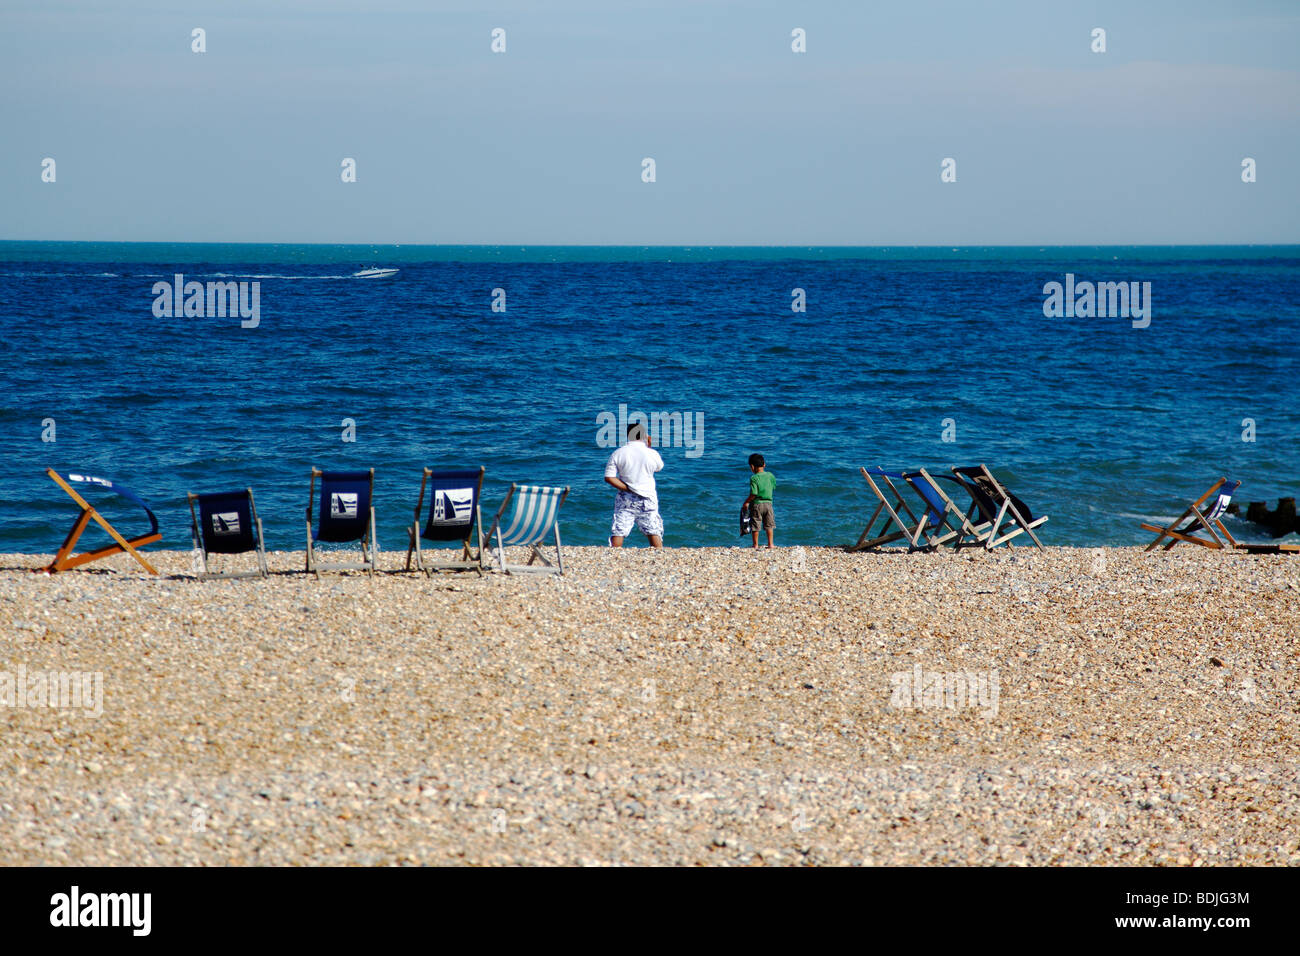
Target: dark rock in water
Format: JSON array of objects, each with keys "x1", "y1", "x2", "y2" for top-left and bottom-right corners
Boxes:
[{"x1": 1227, "y1": 497, "x2": 1298, "y2": 538}]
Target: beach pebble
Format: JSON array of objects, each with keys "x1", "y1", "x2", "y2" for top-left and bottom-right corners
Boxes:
[{"x1": 0, "y1": 545, "x2": 1296, "y2": 865}]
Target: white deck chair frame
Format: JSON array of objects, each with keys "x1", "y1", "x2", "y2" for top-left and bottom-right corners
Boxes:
[{"x1": 950, "y1": 465, "x2": 1048, "y2": 551}]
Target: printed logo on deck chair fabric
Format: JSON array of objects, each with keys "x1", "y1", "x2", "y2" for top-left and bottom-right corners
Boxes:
[
  {"x1": 431, "y1": 488, "x2": 473, "y2": 525},
  {"x1": 211, "y1": 512, "x2": 241, "y2": 535},
  {"x1": 331, "y1": 492, "x2": 358, "y2": 519}
]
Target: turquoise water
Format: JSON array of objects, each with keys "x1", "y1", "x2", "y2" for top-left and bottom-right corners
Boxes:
[{"x1": 1, "y1": 242, "x2": 1296, "y2": 552}]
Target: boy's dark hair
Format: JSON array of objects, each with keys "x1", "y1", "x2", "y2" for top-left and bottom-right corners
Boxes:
[
  {"x1": 748, "y1": 453, "x2": 765, "y2": 469},
  {"x1": 628, "y1": 422, "x2": 646, "y2": 441}
]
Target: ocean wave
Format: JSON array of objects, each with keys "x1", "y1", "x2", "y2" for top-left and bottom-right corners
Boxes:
[
  {"x1": 209, "y1": 273, "x2": 354, "y2": 280},
  {"x1": 105, "y1": 272, "x2": 362, "y2": 281}
]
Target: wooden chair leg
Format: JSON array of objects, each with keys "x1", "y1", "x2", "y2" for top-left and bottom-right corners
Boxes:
[{"x1": 45, "y1": 510, "x2": 93, "y2": 572}]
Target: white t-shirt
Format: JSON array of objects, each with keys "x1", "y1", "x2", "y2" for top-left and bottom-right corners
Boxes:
[{"x1": 605, "y1": 441, "x2": 664, "y2": 504}]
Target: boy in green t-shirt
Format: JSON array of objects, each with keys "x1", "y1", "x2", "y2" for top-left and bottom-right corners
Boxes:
[{"x1": 743, "y1": 453, "x2": 776, "y2": 549}]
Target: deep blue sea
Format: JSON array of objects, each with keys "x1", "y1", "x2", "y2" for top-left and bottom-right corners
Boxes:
[{"x1": 1, "y1": 242, "x2": 1296, "y2": 554}]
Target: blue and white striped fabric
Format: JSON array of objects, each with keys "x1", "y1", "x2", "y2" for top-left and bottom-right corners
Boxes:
[
  {"x1": 60, "y1": 472, "x2": 160, "y2": 537},
  {"x1": 497, "y1": 485, "x2": 566, "y2": 545},
  {"x1": 1206, "y1": 480, "x2": 1240, "y2": 522}
]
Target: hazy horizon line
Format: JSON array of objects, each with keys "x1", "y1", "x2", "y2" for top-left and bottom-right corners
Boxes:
[{"x1": 3, "y1": 239, "x2": 1298, "y2": 249}]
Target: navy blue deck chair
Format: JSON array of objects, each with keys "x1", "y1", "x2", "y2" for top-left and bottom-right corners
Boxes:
[
  {"x1": 1140, "y1": 478, "x2": 1241, "y2": 551},
  {"x1": 405, "y1": 466, "x2": 485, "y2": 575},
  {"x1": 852, "y1": 466, "x2": 987, "y2": 552},
  {"x1": 187, "y1": 488, "x2": 268, "y2": 579},
  {"x1": 42, "y1": 468, "x2": 161, "y2": 574},
  {"x1": 306, "y1": 468, "x2": 377, "y2": 575},
  {"x1": 483, "y1": 484, "x2": 570, "y2": 574},
  {"x1": 907, "y1": 469, "x2": 995, "y2": 549},
  {"x1": 949, "y1": 465, "x2": 1048, "y2": 550}
]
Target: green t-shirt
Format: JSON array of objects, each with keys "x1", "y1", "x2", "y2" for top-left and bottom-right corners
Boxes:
[{"x1": 749, "y1": 471, "x2": 775, "y2": 500}]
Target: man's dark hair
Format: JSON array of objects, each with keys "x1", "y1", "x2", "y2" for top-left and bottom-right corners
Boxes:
[
  {"x1": 749, "y1": 453, "x2": 765, "y2": 469},
  {"x1": 628, "y1": 422, "x2": 647, "y2": 441}
]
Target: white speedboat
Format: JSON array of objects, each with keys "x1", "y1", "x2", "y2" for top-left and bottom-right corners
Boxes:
[{"x1": 353, "y1": 267, "x2": 400, "y2": 279}]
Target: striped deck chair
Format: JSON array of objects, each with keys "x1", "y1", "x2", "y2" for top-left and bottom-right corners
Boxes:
[
  {"x1": 306, "y1": 468, "x2": 378, "y2": 575},
  {"x1": 949, "y1": 465, "x2": 1048, "y2": 550},
  {"x1": 188, "y1": 488, "x2": 268, "y2": 579},
  {"x1": 1140, "y1": 478, "x2": 1241, "y2": 551},
  {"x1": 483, "y1": 483, "x2": 570, "y2": 574},
  {"x1": 405, "y1": 466, "x2": 485, "y2": 575},
  {"x1": 41, "y1": 469, "x2": 161, "y2": 574}
]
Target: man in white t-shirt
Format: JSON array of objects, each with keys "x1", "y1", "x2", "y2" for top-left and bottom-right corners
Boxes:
[{"x1": 604, "y1": 422, "x2": 664, "y2": 548}]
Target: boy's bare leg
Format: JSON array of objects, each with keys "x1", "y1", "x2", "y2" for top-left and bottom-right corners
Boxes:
[
  {"x1": 609, "y1": 536, "x2": 624, "y2": 547},
  {"x1": 766, "y1": 528, "x2": 774, "y2": 549},
  {"x1": 647, "y1": 534, "x2": 663, "y2": 549},
  {"x1": 751, "y1": 530, "x2": 759, "y2": 548}
]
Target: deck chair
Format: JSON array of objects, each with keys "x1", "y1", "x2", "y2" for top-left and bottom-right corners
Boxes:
[
  {"x1": 483, "y1": 483, "x2": 569, "y2": 574},
  {"x1": 41, "y1": 469, "x2": 161, "y2": 574},
  {"x1": 306, "y1": 468, "x2": 377, "y2": 575},
  {"x1": 1140, "y1": 478, "x2": 1241, "y2": 551},
  {"x1": 405, "y1": 466, "x2": 485, "y2": 575},
  {"x1": 949, "y1": 465, "x2": 1048, "y2": 550},
  {"x1": 188, "y1": 488, "x2": 268, "y2": 579},
  {"x1": 852, "y1": 467, "x2": 927, "y2": 550},
  {"x1": 853, "y1": 466, "x2": 963, "y2": 551},
  {"x1": 908, "y1": 469, "x2": 995, "y2": 549}
]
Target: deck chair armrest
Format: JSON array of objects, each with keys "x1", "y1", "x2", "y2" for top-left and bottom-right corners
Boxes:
[
  {"x1": 306, "y1": 468, "x2": 319, "y2": 524},
  {"x1": 491, "y1": 492, "x2": 512, "y2": 523},
  {"x1": 482, "y1": 485, "x2": 515, "y2": 544}
]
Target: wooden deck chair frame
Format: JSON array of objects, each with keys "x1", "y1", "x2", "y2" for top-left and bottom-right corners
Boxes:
[
  {"x1": 484, "y1": 483, "x2": 570, "y2": 575},
  {"x1": 41, "y1": 469, "x2": 160, "y2": 575},
  {"x1": 306, "y1": 467, "x2": 378, "y2": 576},
  {"x1": 187, "y1": 488, "x2": 269, "y2": 580},
  {"x1": 910, "y1": 468, "x2": 995, "y2": 550},
  {"x1": 1140, "y1": 477, "x2": 1241, "y2": 552},
  {"x1": 405, "y1": 466, "x2": 485, "y2": 575},
  {"x1": 852, "y1": 466, "x2": 928, "y2": 550},
  {"x1": 949, "y1": 465, "x2": 1048, "y2": 550}
]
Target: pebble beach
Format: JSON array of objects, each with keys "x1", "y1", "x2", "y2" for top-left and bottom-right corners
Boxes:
[{"x1": 1, "y1": 545, "x2": 1297, "y2": 866}]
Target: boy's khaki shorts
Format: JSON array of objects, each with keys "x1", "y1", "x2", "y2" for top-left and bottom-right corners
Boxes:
[{"x1": 750, "y1": 499, "x2": 775, "y2": 530}]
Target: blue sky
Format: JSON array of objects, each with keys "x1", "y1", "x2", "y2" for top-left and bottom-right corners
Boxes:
[{"x1": 2, "y1": 0, "x2": 1297, "y2": 244}]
